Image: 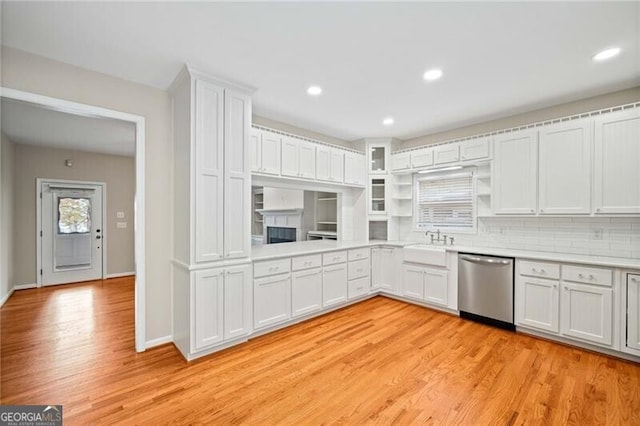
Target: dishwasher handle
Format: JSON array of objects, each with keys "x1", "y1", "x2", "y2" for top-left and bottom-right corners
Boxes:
[{"x1": 460, "y1": 255, "x2": 511, "y2": 265}]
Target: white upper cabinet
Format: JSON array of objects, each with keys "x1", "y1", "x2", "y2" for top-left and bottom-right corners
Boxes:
[
  {"x1": 460, "y1": 137, "x2": 491, "y2": 161},
  {"x1": 538, "y1": 119, "x2": 592, "y2": 215},
  {"x1": 298, "y1": 141, "x2": 317, "y2": 179},
  {"x1": 433, "y1": 144, "x2": 460, "y2": 165},
  {"x1": 344, "y1": 152, "x2": 366, "y2": 185},
  {"x1": 193, "y1": 79, "x2": 225, "y2": 262},
  {"x1": 252, "y1": 130, "x2": 280, "y2": 175},
  {"x1": 369, "y1": 145, "x2": 388, "y2": 174},
  {"x1": 281, "y1": 137, "x2": 316, "y2": 179},
  {"x1": 411, "y1": 148, "x2": 434, "y2": 168},
  {"x1": 317, "y1": 146, "x2": 344, "y2": 183},
  {"x1": 170, "y1": 67, "x2": 253, "y2": 264},
  {"x1": 492, "y1": 129, "x2": 538, "y2": 215},
  {"x1": 391, "y1": 152, "x2": 410, "y2": 171},
  {"x1": 223, "y1": 89, "x2": 252, "y2": 260},
  {"x1": 593, "y1": 109, "x2": 640, "y2": 214}
]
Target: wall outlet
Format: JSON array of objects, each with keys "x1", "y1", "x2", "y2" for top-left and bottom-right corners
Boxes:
[
  {"x1": 116, "y1": 211, "x2": 125, "y2": 218},
  {"x1": 117, "y1": 222, "x2": 127, "y2": 229}
]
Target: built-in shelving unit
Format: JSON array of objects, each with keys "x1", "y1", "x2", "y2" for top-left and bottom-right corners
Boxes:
[
  {"x1": 390, "y1": 173, "x2": 413, "y2": 217},
  {"x1": 252, "y1": 187, "x2": 264, "y2": 236},
  {"x1": 475, "y1": 163, "x2": 492, "y2": 217},
  {"x1": 310, "y1": 191, "x2": 338, "y2": 240}
]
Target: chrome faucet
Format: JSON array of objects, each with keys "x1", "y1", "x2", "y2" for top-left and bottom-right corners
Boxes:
[{"x1": 425, "y1": 229, "x2": 454, "y2": 245}]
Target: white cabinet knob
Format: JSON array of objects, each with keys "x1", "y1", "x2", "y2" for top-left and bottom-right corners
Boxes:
[
  {"x1": 578, "y1": 273, "x2": 584, "y2": 279},
  {"x1": 532, "y1": 268, "x2": 537, "y2": 273},
  {"x1": 540, "y1": 269, "x2": 545, "y2": 274},
  {"x1": 589, "y1": 274, "x2": 595, "y2": 280}
]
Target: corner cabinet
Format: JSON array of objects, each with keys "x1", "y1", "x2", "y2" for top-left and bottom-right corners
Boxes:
[{"x1": 170, "y1": 65, "x2": 255, "y2": 360}]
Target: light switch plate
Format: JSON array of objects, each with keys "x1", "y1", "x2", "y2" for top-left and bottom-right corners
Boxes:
[{"x1": 116, "y1": 211, "x2": 125, "y2": 218}]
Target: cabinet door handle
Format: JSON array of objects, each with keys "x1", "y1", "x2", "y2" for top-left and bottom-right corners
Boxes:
[
  {"x1": 564, "y1": 285, "x2": 569, "y2": 290},
  {"x1": 589, "y1": 274, "x2": 595, "y2": 280},
  {"x1": 578, "y1": 273, "x2": 584, "y2": 279},
  {"x1": 532, "y1": 268, "x2": 537, "y2": 273}
]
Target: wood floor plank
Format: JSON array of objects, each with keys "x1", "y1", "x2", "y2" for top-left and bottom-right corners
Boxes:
[{"x1": 2, "y1": 277, "x2": 640, "y2": 424}]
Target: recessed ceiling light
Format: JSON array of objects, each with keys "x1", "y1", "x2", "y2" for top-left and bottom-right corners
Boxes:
[
  {"x1": 383, "y1": 117, "x2": 394, "y2": 126},
  {"x1": 307, "y1": 85, "x2": 322, "y2": 96},
  {"x1": 593, "y1": 47, "x2": 621, "y2": 62},
  {"x1": 423, "y1": 68, "x2": 443, "y2": 81}
]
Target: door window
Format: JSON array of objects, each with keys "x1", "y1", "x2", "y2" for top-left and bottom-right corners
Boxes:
[{"x1": 58, "y1": 197, "x2": 92, "y2": 234}]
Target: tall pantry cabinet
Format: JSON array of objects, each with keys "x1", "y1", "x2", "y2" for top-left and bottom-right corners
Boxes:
[{"x1": 170, "y1": 65, "x2": 255, "y2": 360}]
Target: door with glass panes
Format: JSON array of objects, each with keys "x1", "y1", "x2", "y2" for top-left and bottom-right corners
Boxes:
[{"x1": 40, "y1": 180, "x2": 104, "y2": 286}]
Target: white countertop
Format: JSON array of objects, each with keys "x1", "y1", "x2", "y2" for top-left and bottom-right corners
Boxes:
[
  {"x1": 251, "y1": 239, "x2": 640, "y2": 269},
  {"x1": 446, "y1": 245, "x2": 640, "y2": 269},
  {"x1": 250, "y1": 240, "x2": 410, "y2": 260}
]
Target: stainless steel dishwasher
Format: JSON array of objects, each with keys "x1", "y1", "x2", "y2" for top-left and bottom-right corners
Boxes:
[{"x1": 458, "y1": 253, "x2": 515, "y2": 330}]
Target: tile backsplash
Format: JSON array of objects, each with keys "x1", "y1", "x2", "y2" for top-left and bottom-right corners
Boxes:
[{"x1": 399, "y1": 216, "x2": 640, "y2": 259}]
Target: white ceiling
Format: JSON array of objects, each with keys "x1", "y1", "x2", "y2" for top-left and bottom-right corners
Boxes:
[
  {"x1": 2, "y1": 2, "x2": 639, "y2": 142},
  {"x1": 1, "y1": 98, "x2": 136, "y2": 157}
]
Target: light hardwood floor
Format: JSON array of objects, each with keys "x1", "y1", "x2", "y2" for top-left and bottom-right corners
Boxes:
[{"x1": 1, "y1": 277, "x2": 639, "y2": 424}]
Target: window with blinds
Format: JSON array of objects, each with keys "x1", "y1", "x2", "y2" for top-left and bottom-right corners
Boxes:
[{"x1": 415, "y1": 172, "x2": 476, "y2": 232}]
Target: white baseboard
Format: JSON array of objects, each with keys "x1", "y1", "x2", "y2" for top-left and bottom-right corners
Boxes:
[
  {"x1": 14, "y1": 283, "x2": 37, "y2": 290},
  {"x1": 105, "y1": 272, "x2": 136, "y2": 279},
  {"x1": 145, "y1": 335, "x2": 173, "y2": 349},
  {"x1": 0, "y1": 287, "x2": 15, "y2": 307}
]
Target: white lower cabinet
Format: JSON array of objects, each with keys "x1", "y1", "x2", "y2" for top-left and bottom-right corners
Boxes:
[
  {"x1": 402, "y1": 265, "x2": 448, "y2": 307},
  {"x1": 516, "y1": 260, "x2": 614, "y2": 348},
  {"x1": 372, "y1": 247, "x2": 399, "y2": 294},
  {"x1": 291, "y1": 268, "x2": 322, "y2": 317},
  {"x1": 424, "y1": 269, "x2": 448, "y2": 306},
  {"x1": 178, "y1": 263, "x2": 252, "y2": 355},
  {"x1": 323, "y1": 263, "x2": 348, "y2": 307},
  {"x1": 516, "y1": 275, "x2": 560, "y2": 333},
  {"x1": 561, "y1": 282, "x2": 612, "y2": 346},
  {"x1": 403, "y1": 266, "x2": 424, "y2": 300},
  {"x1": 254, "y1": 273, "x2": 291, "y2": 329},
  {"x1": 223, "y1": 266, "x2": 253, "y2": 340},
  {"x1": 627, "y1": 274, "x2": 640, "y2": 352},
  {"x1": 193, "y1": 269, "x2": 224, "y2": 350}
]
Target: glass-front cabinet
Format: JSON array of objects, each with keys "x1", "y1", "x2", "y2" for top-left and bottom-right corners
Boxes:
[
  {"x1": 369, "y1": 145, "x2": 387, "y2": 174},
  {"x1": 370, "y1": 177, "x2": 387, "y2": 214}
]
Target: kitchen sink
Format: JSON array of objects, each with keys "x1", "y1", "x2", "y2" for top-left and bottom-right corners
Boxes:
[{"x1": 403, "y1": 244, "x2": 447, "y2": 266}]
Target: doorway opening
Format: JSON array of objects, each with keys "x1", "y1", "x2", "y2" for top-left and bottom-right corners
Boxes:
[{"x1": 0, "y1": 87, "x2": 146, "y2": 352}]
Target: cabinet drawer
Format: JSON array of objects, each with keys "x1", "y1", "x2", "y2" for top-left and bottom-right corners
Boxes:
[
  {"x1": 292, "y1": 254, "x2": 322, "y2": 271},
  {"x1": 563, "y1": 265, "x2": 612, "y2": 287},
  {"x1": 323, "y1": 251, "x2": 347, "y2": 266},
  {"x1": 348, "y1": 276, "x2": 370, "y2": 299},
  {"x1": 348, "y1": 258, "x2": 370, "y2": 280},
  {"x1": 519, "y1": 260, "x2": 560, "y2": 280},
  {"x1": 254, "y1": 258, "x2": 291, "y2": 278},
  {"x1": 348, "y1": 248, "x2": 370, "y2": 261}
]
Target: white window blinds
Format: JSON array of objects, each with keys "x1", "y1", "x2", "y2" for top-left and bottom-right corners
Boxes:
[{"x1": 415, "y1": 172, "x2": 475, "y2": 231}]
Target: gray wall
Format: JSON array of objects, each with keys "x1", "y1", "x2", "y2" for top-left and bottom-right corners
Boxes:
[
  {"x1": 1, "y1": 46, "x2": 172, "y2": 343},
  {"x1": 401, "y1": 86, "x2": 640, "y2": 149},
  {"x1": 1, "y1": 133, "x2": 15, "y2": 303},
  {"x1": 12, "y1": 144, "x2": 135, "y2": 285}
]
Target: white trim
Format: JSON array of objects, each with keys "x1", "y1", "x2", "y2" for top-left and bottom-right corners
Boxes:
[
  {"x1": 14, "y1": 283, "x2": 37, "y2": 290},
  {"x1": 1, "y1": 87, "x2": 147, "y2": 353},
  {"x1": 105, "y1": 271, "x2": 135, "y2": 279},
  {"x1": 393, "y1": 101, "x2": 640, "y2": 154},
  {"x1": 145, "y1": 335, "x2": 173, "y2": 349},
  {"x1": 36, "y1": 178, "x2": 107, "y2": 286},
  {"x1": 0, "y1": 287, "x2": 15, "y2": 307}
]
